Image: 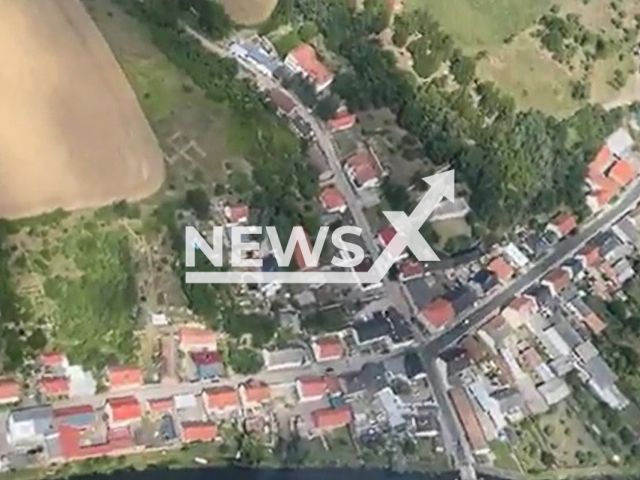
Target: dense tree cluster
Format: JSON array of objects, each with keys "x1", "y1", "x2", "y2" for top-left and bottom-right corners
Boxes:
[{"x1": 278, "y1": 0, "x2": 623, "y2": 233}]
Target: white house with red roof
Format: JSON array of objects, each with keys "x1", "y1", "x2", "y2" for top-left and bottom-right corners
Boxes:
[
  {"x1": 296, "y1": 375, "x2": 330, "y2": 402},
  {"x1": 178, "y1": 326, "x2": 217, "y2": 352},
  {"x1": 328, "y1": 110, "x2": 356, "y2": 132},
  {"x1": 319, "y1": 186, "x2": 347, "y2": 214},
  {"x1": 377, "y1": 225, "x2": 408, "y2": 260},
  {"x1": 312, "y1": 336, "x2": 344, "y2": 362},
  {"x1": 0, "y1": 378, "x2": 21, "y2": 405},
  {"x1": 105, "y1": 396, "x2": 142, "y2": 428},
  {"x1": 40, "y1": 352, "x2": 69, "y2": 371},
  {"x1": 224, "y1": 204, "x2": 249, "y2": 226},
  {"x1": 39, "y1": 376, "x2": 70, "y2": 399},
  {"x1": 106, "y1": 365, "x2": 143, "y2": 392},
  {"x1": 311, "y1": 406, "x2": 352, "y2": 432},
  {"x1": 547, "y1": 212, "x2": 578, "y2": 239},
  {"x1": 239, "y1": 379, "x2": 271, "y2": 411},
  {"x1": 344, "y1": 148, "x2": 384, "y2": 190},
  {"x1": 203, "y1": 386, "x2": 240, "y2": 416},
  {"x1": 285, "y1": 44, "x2": 334, "y2": 93}
]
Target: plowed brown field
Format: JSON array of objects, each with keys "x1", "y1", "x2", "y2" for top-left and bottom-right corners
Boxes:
[{"x1": 0, "y1": 0, "x2": 164, "y2": 219}]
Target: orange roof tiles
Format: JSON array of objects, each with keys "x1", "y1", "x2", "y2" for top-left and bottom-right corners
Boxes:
[
  {"x1": 328, "y1": 111, "x2": 356, "y2": 131},
  {"x1": 39, "y1": 376, "x2": 69, "y2": 397},
  {"x1": 319, "y1": 186, "x2": 347, "y2": 212},
  {"x1": 297, "y1": 375, "x2": 328, "y2": 399},
  {"x1": 107, "y1": 365, "x2": 142, "y2": 389},
  {"x1": 241, "y1": 379, "x2": 271, "y2": 404},
  {"x1": 0, "y1": 378, "x2": 20, "y2": 402},
  {"x1": 311, "y1": 406, "x2": 352, "y2": 430},
  {"x1": 313, "y1": 336, "x2": 344, "y2": 361},
  {"x1": 551, "y1": 213, "x2": 577, "y2": 236},
  {"x1": 224, "y1": 204, "x2": 248, "y2": 223},
  {"x1": 590, "y1": 145, "x2": 613, "y2": 173},
  {"x1": 579, "y1": 244, "x2": 601, "y2": 267},
  {"x1": 40, "y1": 352, "x2": 65, "y2": 368},
  {"x1": 421, "y1": 298, "x2": 455, "y2": 328},
  {"x1": 543, "y1": 268, "x2": 571, "y2": 293},
  {"x1": 178, "y1": 327, "x2": 217, "y2": 349},
  {"x1": 609, "y1": 159, "x2": 637, "y2": 186},
  {"x1": 293, "y1": 229, "x2": 314, "y2": 271},
  {"x1": 204, "y1": 386, "x2": 239, "y2": 410},
  {"x1": 345, "y1": 150, "x2": 380, "y2": 185},
  {"x1": 508, "y1": 296, "x2": 535, "y2": 313},
  {"x1": 147, "y1": 397, "x2": 173, "y2": 413},
  {"x1": 398, "y1": 259, "x2": 424, "y2": 280},
  {"x1": 449, "y1": 387, "x2": 487, "y2": 453},
  {"x1": 269, "y1": 89, "x2": 295, "y2": 114},
  {"x1": 488, "y1": 257, "x2": 514, "y2": 282},
  {"x1": 288, "y1": 44, "x2": 333, "y2": 87},
  {"x1": 107, "y1": 396, "x2": 142, "y2": 423},
  {"x1": 181, "y1": 421, "x2": 218, "y2": 443},
  {"x1": 582, "y1": 312, "x2": 607, "y2": 335}
]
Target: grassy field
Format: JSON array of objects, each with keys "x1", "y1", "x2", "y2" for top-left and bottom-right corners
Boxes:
[
  {"x1": 406, "y1": 0, "x2": 640, "y2": 116},
  {"x1": 217, "y1": 0, "x2": 278, "y2": 25},
  {"x1": 405, "y1": 0, "x2": 553, "y2": 51},
  {"x1": 84, "y1": 0, "x2": 237, "y2": 184}
]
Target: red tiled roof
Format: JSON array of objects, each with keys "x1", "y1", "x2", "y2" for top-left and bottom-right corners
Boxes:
[
  {"x1": 328, "y1": 111, "x2": 356, "y2": 131},
  {"x1": 40, "y1": 352, "x2": 65, "y2": 368},
  {"x1": 242, "y1": 379, "x2": 271, "y2": 404},
  {"x1": 0, "y1": 378, "x2": 20, "y2": 401},
  {"x1": 543, "y1": 268, "x2": 571, "y2": 292},
  {"x1": 487, "y1": 257, "x2": 514, "y2": 282},
  {"x1": 313, "y1": 336, "x2": 344, "y2": 360},
  {"x1": 319, "y1": 186, "x2": 347, "y2": 212},
  {"x1": 107, "y1": 365, "x2": 142, "y2": 389},
  {"x1": 609, "y1": 159, "x2": 637, "y2": 187},
  {"x1": 551, "y1": 213, "x2": 577, "y2": 236},
  {"x1": 297, "y1": 375, "x2": 327, "y2": 398},
  {"x1": 181, "y1": 421, "x2": 218, "y2": 443},
  {"x1": 147, "y1": 397, "x2": 173, "y2": 413},
  {"x1": 378, "y1": 225, "x2": 396, "y2": 247},
  {"x1": 224, "y1": 204, "x2": 249, "y2": 223},
  {"x1": 204, "y1": 386, "x2": 239, "y2": 410},
  {"x1": 311, "y1": 406, "x2": 352, "y2": 430},
  {"x1": 589, "y1": 172, "x2": 620, "y2": 206},
  {"x1": 269, "y1": 89, "x2": 295, "y2": 114},
  {"x1": 421, "y1": 298, "x2": 455, "y2": 328},
  {"x1": 107, "y1": 395, "x2": 141, "y2": 423},
  {"x1": 519, "y1": 346, "x2": 543, "y2": 369},
  {"x1": 579, "y1": 244, "x2": 601, "y2": 267},
  {"x1": 345, "y1": 150, "x2": 380, "y2": 185},
  {"x1": 483, "y1": 314, "x2": 506, "y2": 333},
  {"x1": 398, "y1": 259, "x2": 424, "y2": 280},
  {"x1": 58, "y1": 424, "x2": 134, "y2": 460},
  {"x1": 590, "y1": 145, "x2": 613, "y2": 173},
  {"x1": 293, "y1": 229, "x2": 314, "y2": 271},
  {"x1": 582, "y1": 312, "x2": 607, "y2": 335},
  {"x1": 449, "y1": 387, "x2": 486, "y2": 453},
  {"x1": 179, "y1": 327, "x2": 217, "y2": 348},
  {"x1": 288, "y1": 44, "x2": 333, "y2": 87},
  {"x1": 39, "y1": 376, "x2": 69, "y2": 396},
  {"x1": 191, "y1": 350, "x2": 222, "y2": 365},
  {"x1": 507, "y1": 296, "x2": 535, "y2": 313}
]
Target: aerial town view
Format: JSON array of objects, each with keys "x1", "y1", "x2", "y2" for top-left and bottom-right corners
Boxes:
[{"x1": 4, "y1": 0, "x2": 640, "y2": 480}]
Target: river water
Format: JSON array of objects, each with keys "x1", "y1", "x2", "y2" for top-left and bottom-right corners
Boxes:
[{"x1": 62, "y1": 467, "x2": 466, "y2": 480}]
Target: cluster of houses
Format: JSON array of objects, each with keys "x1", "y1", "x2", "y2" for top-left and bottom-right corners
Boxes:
[{"x1": 434, "y1": 208, "x2": 640, "y2": 459}]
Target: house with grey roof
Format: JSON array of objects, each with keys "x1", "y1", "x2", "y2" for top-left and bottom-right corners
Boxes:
[
  {"x1": 606, "y1": 127, "x2": 635, "y2": 157},
  {"x1": 579, "y1": 355, "x2": 629, "y2": 410},
  {"x1": 553, "y1": 319, "x2": 583, "y2": 350},
  {"x1": 612, "y1": 216, "x2": 640, "y2": 246},
  {"x1": 612, "y1": 257, "x2": 635, "y2": 285},
  {"x1": 537, "y1": 377, "x2": 571, "y2": 406},
  {"x1": 263, "y1": 348, "x2": 307, "y2": 370},
  {"x1": 7, "y1": 406, "x2": 55, "y2": 447},
  {"x1": 574, "y1": 341, "x2": 599, "y2": 363},
  {"x1": 404, "y1": 278, "x2": 434, "y2": 310}
]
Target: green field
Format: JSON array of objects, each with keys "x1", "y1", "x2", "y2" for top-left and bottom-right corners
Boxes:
[
  {"x1": 404, "y1": 0, "x2": 640, "y2": 115},
  {"x1": 405, "y1": 0, "x2": 553, "y2": 51}
]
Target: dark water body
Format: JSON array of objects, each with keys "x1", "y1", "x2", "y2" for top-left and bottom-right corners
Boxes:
[{"x1": 62, "y1": 467, "x2": 466, "y2": 480}]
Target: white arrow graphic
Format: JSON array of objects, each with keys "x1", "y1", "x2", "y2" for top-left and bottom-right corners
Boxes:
[{"x1": 186, "y1": 170, "x2": 453, "y2": 284}]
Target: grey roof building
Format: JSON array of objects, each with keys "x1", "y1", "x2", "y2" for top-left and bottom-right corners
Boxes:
[
  {"x1": 405, "y1": 278, "x2": 434, "y2": 310},
  {"x1": 8, "y1": 406, "x2": 55, "y2": 446},
  {"x1": 340, "y1": 362, "x2": 388, "y2": 397},
  {"x1": 443, "y1": 286, "x2": 478, "y2": 314},
  {"x1": 553, "y1": 319, "x2": 583, "y2": 349},
  {"x1": 584, "y1": 356, "x2": 617, "y2": 386},
  {"x1": 612, "y1": 216, "x2": 640, "y2": 246},
  {"x1": 263, "y1": 348, "x2": 307, "y2": 370}
]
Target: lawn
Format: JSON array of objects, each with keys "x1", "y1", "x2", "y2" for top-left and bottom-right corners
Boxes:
[
  {"x1": 431, "y1": 217, "x2": 472, "y2": 250},
  {"x1": 405, "y1": 0, "x2": 554, "y2": 51},
  {"x1": 84, "y1": 0, "x2": 236, "y2": 183},
  {"x1": 405, "y1": 0, "x2": 640, "y2": 116},
  {"x1": 305, "y1": 428, "x2": 360, "y2": 467}
]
